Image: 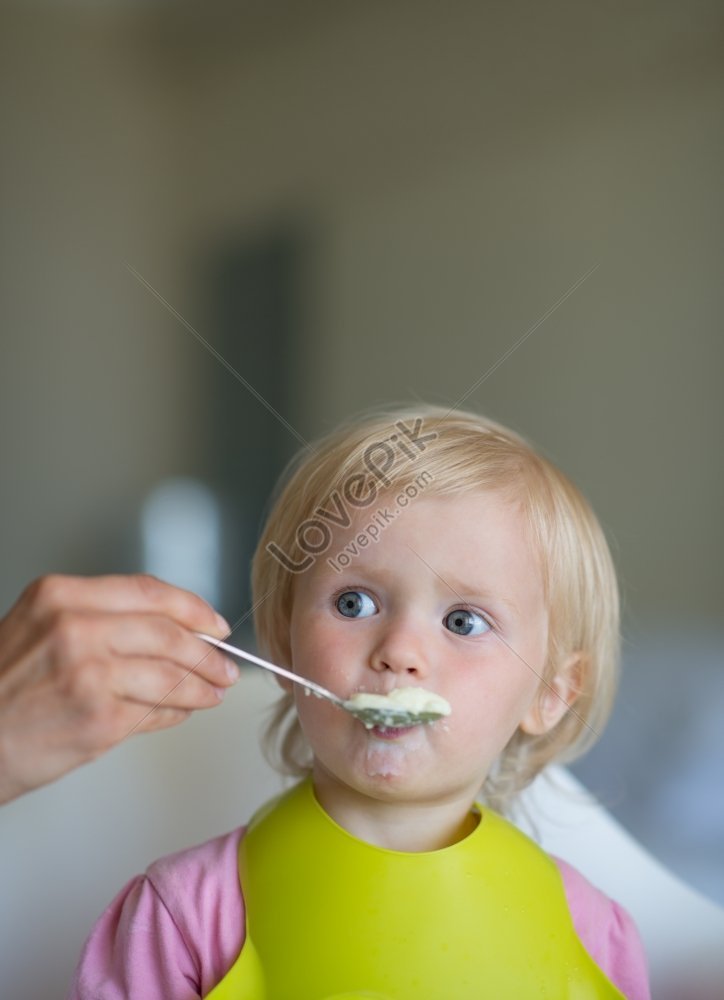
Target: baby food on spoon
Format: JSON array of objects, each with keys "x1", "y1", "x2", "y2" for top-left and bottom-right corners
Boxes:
[{"x1": 344, "y1": 687, "x2": 452, "y2": 729}]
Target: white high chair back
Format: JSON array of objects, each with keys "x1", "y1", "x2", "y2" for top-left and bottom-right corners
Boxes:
[{"x1": 516, "y1": 768, "x2": 724, "y2": 1000}]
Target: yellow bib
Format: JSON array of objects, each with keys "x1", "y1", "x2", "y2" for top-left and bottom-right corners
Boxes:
[{"x1": 206, "y1": 779, "x2": 623, "y2": 999}]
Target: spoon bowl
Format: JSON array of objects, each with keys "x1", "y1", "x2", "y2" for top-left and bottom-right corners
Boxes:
[{"x1": 196, "y1": 634, "x2": 450, "y2": 729}]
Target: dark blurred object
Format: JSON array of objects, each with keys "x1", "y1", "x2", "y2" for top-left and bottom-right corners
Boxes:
[{"x1": 201, "y1": 227, "x2": 303, "y2": 624}]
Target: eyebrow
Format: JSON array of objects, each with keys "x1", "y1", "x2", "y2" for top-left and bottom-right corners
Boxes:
[
  {"x1": 412, "y1": 549, "x2": 518, "y2": 614},
  {"x1": 446, "y1": 580, "x2": 518, "y2": 614}
]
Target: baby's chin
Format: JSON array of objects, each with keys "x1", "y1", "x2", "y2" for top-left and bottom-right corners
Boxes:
[{"x1": 355, "y1": 726, "x2": 428, "y2": 783}]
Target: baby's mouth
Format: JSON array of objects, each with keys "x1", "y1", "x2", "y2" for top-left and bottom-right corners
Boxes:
[
  {"x1": 368, "y1": 724, "x2": 419, "y2": 740},
  {"x1": 363, "y1": 721, "x2": 427, "y2": 778}
]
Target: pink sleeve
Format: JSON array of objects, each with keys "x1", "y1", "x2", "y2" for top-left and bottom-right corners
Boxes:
[
  {"x1": 555, "y1": 857, "x2": 651, "y2": 1000},
  {"x1": 68, "y1": 828, "x2": 246, "y2": 999}
]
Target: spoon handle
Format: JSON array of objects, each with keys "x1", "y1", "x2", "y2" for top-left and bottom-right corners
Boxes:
[{"x1": 195, "y1": 633, "x2": 342, "y2": 706}]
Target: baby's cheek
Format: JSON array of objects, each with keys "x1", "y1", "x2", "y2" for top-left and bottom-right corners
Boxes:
[
  {"x1": 295, "y1": 686, "x2": 328, "y2": 721},
  {"x1": 296, "y1": 695, "x2": 358, "y2": 771},
  {"x1": 451, "y1": 703, "x2": 513, "y2": 756}
]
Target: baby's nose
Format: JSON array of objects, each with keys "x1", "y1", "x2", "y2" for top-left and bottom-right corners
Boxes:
[{"x1": 369, "y1": 620, "x2": 428, "y2": 676}]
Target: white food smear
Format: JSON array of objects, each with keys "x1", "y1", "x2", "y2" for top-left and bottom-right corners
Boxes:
[
  {"x1": 345, "y1": 686, "x2": 451, "y2": 717},
  {"x1": 364, "y1": 728, "x2": 427, "y2": 777}
]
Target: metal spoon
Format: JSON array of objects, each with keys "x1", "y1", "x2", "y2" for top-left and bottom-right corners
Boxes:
[{"x1": 196, "y1": 633, "x2": 449, "y2": 729}]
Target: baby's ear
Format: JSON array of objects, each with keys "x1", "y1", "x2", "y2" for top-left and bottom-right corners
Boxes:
[{"x1": 519, "y1": 652, "x2": 584, "y2": 736}]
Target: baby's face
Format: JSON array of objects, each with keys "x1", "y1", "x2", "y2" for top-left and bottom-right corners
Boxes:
[{"x1": 287, "y1": 490, "x2": 554, "y2": 815}]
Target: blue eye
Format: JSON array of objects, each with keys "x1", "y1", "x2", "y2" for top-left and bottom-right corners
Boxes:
[
  {"x1": 445, "y1": 608, "x2": 491, "y2": 636},
  {"x1": 336, "y1": 590, "x2": 377, "y2": 618}
]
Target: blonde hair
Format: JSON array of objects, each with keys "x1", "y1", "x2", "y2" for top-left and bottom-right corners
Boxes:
[{"x1": 251, "y1": 404, "x2": 620, "y2": 813}]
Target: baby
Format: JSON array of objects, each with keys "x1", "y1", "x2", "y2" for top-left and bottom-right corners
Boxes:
[{"x1": 69, "y1": 405, "x2": 650, "y2": 999}]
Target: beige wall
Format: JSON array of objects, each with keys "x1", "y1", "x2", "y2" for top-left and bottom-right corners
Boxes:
[
  {"x1": 174, "y1": 0, "x2": 724, "y2": 620},
  {"x1": 2, "y1": 1, "x2": 722, "y2": 618},
  {"x1": 0, "y1": 8, "x2": 199, "y2": 611}
]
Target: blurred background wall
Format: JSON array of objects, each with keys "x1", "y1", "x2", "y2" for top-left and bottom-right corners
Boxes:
[{"x1": 0, "y1": 1, "x2": 722, "y2": 997}]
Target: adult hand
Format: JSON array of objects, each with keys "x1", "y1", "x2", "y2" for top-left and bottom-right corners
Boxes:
[{"x1": 0, "y1": 574, "x2": 237, "y2": 805}]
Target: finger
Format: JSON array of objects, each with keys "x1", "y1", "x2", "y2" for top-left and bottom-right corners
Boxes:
[
  {"x1": 91, "y1": 703, "x2": 194, "y2": 746},
  {"x1": 120, "y1": 698, "x2": 219, "y2": 743},
  {"x1": 18, "y1": 574, "x2": 230, "y2": 637},
  {"x1": 100, "y1": 615, "x2": 239, "y2": 689},
  {"x1": 132, "y1": 706, "x2": 193, "y2": 734},
  {"x1": 112, "y1": 657, "x2": 230, "y2": 711}
]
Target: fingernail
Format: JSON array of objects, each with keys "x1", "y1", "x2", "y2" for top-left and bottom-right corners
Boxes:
[
  {"x1": 215, "y1": 612, "x2": 230, "y2": 634},
  {"x1": 225, "y1": 660, "x2": 240, "y2": 683},
  {"x1": 214, "y1": 685, "x2": 227, "y2": 701}
]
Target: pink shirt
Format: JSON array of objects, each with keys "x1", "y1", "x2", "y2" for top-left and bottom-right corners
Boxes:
[{"x1": 68, "y1": 826, "x2": 650, "y2": 999}]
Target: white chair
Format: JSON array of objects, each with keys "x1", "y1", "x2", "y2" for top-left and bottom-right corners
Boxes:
[{"x1": 516, "y1": 767, "x2": 724, "y2": 1000}]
